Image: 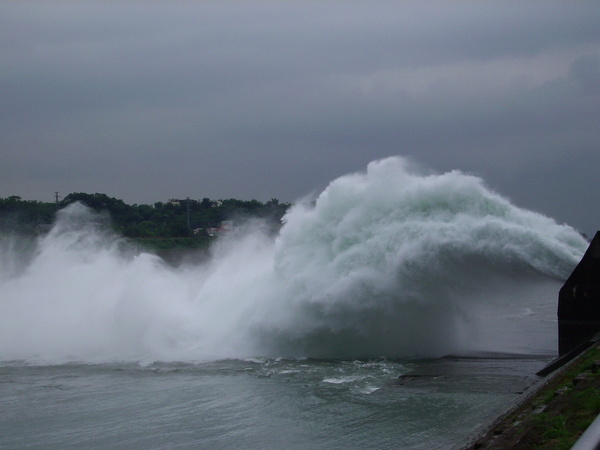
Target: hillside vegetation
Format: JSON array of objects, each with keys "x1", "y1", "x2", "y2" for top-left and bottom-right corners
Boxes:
[{"x1": 0, "y1": 193, "x2": 290, "y2": 240}]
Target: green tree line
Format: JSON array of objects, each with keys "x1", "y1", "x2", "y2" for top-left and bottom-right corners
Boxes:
[{"x1": 0, "y1": 193, "x2": 290, "y2": 238}]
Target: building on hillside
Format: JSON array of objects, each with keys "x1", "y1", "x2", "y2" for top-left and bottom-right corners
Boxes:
[
  {"x1": 205, "y1": 221, "x2": 235, "y2": 237},
  {"x1": 34, "y1": 224, "x2": 53, "y2": 234}
]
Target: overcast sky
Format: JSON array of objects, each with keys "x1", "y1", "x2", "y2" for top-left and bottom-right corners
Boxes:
[{"x1": 1, "y1": 1, "x2": 599, "y2": 235}]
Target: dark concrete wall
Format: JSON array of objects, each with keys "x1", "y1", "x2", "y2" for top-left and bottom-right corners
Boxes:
[{"x1": 558, "y1": 231, "x2": 600, "y2": 354}]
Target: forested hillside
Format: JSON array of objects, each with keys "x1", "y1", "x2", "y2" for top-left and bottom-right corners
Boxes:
[{"x1": 0, "y1": 193, "x2": 290, "y2": 239}]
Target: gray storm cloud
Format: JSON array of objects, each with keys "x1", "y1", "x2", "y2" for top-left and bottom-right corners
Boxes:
[{"x1": 1, "y1": 1, "x2": 599, "y2": 235}]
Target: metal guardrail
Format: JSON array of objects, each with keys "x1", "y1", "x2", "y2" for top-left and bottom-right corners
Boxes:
[{"x1": 572, "y1": 413, "x2": 600, "y2": 450}]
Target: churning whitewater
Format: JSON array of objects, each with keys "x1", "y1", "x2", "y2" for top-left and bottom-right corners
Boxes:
[{"x1": 0, "y1": 157, "x2": 588, "y2": 363}]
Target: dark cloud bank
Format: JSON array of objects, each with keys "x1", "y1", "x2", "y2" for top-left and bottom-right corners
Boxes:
[{"x1": 1, "y1": 1, "x2": 599, "y2": 235}]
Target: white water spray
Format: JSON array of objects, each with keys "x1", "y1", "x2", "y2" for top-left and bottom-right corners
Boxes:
[{"x1": 0, "y1": 157, "x2": 588, "y2": 363}]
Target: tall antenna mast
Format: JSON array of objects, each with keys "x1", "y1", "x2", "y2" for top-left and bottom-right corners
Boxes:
[{"x1": 186, "y1": 197, "x2": 191, "y2": 230}]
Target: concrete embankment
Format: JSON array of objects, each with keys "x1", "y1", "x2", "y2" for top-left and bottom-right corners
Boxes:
[
  {"x1": 459, "y1": 334, "x2": 600, "y2": 449},
  {"x1": 460, "y1": 231, "x2": 600, "y2": 448}
]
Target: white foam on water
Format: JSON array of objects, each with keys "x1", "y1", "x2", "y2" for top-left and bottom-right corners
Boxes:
[
  {"x1": 322, "y1": 376, "x2": 362, "y2": 384},
  {"x1": 0, "y1": 157, "x2": 588, "y2": 363}
]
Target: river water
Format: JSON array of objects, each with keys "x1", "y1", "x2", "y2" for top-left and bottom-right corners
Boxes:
[
  {"x1": 0, "y1": 275, "x2": 562, "y2": 449},
  {"x1": 0, "y1": 353, "x2": 554, "y2": 449}
]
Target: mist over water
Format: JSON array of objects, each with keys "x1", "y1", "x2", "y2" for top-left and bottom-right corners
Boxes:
[{"x1": 0, "y1": 157, "x2": 588, "y2": 363}]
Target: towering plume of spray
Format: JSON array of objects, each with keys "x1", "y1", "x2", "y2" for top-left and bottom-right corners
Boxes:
[{"x1": 0, "y1": 157, "x2": 588, "y2": 363}]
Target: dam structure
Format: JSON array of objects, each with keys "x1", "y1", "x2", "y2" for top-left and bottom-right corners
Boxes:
[{"x1": 559, "y1": 231, "x2": 600, "y2": 355}]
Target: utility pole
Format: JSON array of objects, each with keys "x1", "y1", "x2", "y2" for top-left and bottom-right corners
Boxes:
[
  {"x1": 54, "y1": 192, "x2": 60, "y2": 209},
  {"x1": 186, "y1": 197, "x2": 191, "y2": 231}
]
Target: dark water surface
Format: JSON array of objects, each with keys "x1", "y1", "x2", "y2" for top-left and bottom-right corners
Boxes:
[{"x1": 0, "y1": 352, "x2": 555, "y2": 450}]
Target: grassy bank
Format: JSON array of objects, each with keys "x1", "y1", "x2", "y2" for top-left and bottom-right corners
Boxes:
[{"x1": 465, "y1": 339, "x2": 600, "y2": 449}]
